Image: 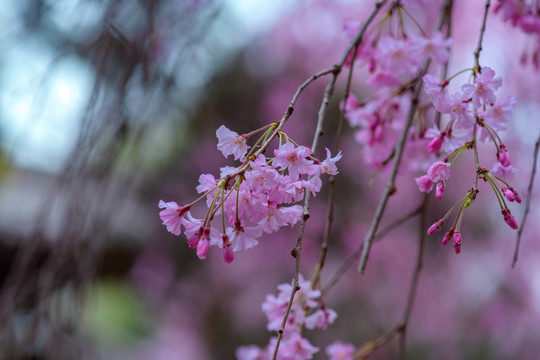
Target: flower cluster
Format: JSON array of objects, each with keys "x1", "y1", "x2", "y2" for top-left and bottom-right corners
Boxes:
[
  {"x1": 343, "y1": 12, "x2": 451, "y2": 169},
  {"x1": 494, "y1": 1, "x2": 540, "y2": 67},
  {"x1": 236, "y1": 275, "x2": 340, "y2": 360},
  {"x1": 159, "y1": 124, "x2": 342, "y2": 263},
  {"x1": 495, "y1": 0, "x2": 540, "y2": 35},
  {"x1": 418, "y1": 66, "x2": 521, "y2": 253}
]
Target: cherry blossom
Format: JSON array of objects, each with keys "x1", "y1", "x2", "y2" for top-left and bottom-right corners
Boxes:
[
  {"x1": 158, "y1": 200, "x2": 189, "y2": 236},
  {"x1": 461, "y1": 67, "x2": 502, "y2": 108},
  {"x1": 216, "y1": 125, "x2": 250, "y2": 160}
]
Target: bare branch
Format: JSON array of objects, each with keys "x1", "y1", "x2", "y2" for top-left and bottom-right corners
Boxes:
[
  {"x1": 512, "y1": 134, "x2": 540, "y2": 267},
  {"x1": 323, "y1": 203, "x2": 423, "y2": 295}
]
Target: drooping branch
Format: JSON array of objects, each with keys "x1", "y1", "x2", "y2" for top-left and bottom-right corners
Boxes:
[
  {"x1": 357, "y1": 0, "x2": 454, "y2": 274},
  {"x1": 271, "y1": 2, "x2": 389, "y2": 358},
  {"x1": 512, "y1": 134, "x2": 540, "y2": 267}
]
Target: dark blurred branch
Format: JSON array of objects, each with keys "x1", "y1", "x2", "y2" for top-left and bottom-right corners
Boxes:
[
  {"x1": 323, "y1": 203, "x2": 423, "y2": 294},
  {"x1": 512, "y1": 134, "x2": 540, "y2": 267},
  {"x1": 353, "y1": 195, "x2": 428, "y2": 360}
]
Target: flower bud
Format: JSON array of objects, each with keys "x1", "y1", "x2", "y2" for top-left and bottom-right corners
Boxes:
[
  {"x1": 427, "y1": 134, "x2": 444, "y2": 154},
  {"x1": 502, "y1": 188, "x2": 515, "y2": 202},
  {"x1": 453, "y1": 231, "x2": 462, "y2": 254},
  {"x1": 442, "y1": 228, "x2": 454, "y2": 246},
  {"x1": 501, "y1": 208, "x2": 518, "y2": 230},
  {"x1": 196, "y1": 238, "x2": 210, "y2": 259},
  {"x1": 497, "y1": 144, "x2": 511, "y2": 167},
  {"x1": 435, "y1": 181, "x2": 445, "y2": 199},
  {"x1": 222, "y1": 234, "x2": 234, "y2": 264},
  {"x1": 511, "y1": 187, "x2": 522, "y2": 203},
  {"x1": 428, "y1": 219, "x2": 444, "y2": 235}
]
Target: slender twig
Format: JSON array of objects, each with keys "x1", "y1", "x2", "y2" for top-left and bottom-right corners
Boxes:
[
  {"x1": 398, "y1": 195, "x2": 428, "y2": 359},
  {"x1": 357, "y1": 63, "x2": 429, "y2": 274},
  {"x1": 311, "y1": 10, "x2": 366, "y2": 288},
  {"x1": 353, "y1": 196, "x2": 428, "y2": 360},
  {"x1": 434, "y1": 0, "x2": 453, "y2": 129},
  {"x1": 471, "y1": 0, "x2": 491, "y2": 195},
  {"x1": 354, "y1": 327, "x2": 398, "y2": 359},
  {"x1": 271, "y1": 2, "x2": 389, "y2": 359},
  {"x1": 473, "y1": 0, "x2": 491, "y2": 71},
  {"x1": 512, "y1": 135, "x2": 540, "y2": 267},
  {"x1": 323, "y1": 203, "x2": 423, "y2": 294}
]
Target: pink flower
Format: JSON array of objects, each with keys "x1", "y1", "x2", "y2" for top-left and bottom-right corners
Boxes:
[
  {"x1": 375, "y1": 35, "x2": 420, "y2": 77},
  {"x1": 158, "y1": 200, "x2": 190, "y2": 235},
  {"x1": 183, "y1": 212, "x2": 204, "y2": 247},
  {"x1": 501, "y1": 208, "x2": 518, "y2": 230},
  {"x1": 326, "y1": 341, "x2": 355, "y2": 360},
  {"x1": 246, "y1": 155, "x2": 280, "y2": 190},
  {"x1": 478, "y1": 96, "x2": 516, "y2": 131},
  {"x1": 461, "y1": 67, "x2": 502, "y2": 108},
  {"x1": 254, "y1": 203, "x2": 302, "y2": 233},
  {"x1": 344, "y1": 98, "x2": 378, "y2": 127},
  {"x1": 423, "y1": 74, "x2": 445, "y2": 101},
  {"x1": 216, "y1": 125, "x2": 250, "y2": 160},
  {"x1": 490, "y1": 162, "x2": 517, "y2": 178},
  {"x1": 415, "y1": 175, "x2": 434, "y2": 193},
  {"x1": 304, "y1": 306, "x2": 337, "y2": 330},
  {"x1": 270, "y1": 332, "x2": 319, "y2": 360},
  {"x1": 427, "y1": 160, "x2": 451, "y2": 182},
  {"x1": 367, "y1": 71, "x2": 402, "y2": 88},
  {"x1": 417, "y1": 32, "x2": 452, "y2": 63},
  {"x1": 227, "y1": 223, "x2": 261, "y2": 252},
  {"x1": 436, "y1": 92, "x2": 475, "y2": 129},
  {"x1": 425, "y1": 126, "x2": 468, "y2": 154},
  {"x1": 196, "y1": 173, "x2": 219, "y2": 194},
  {"x1": 319, "y1": 148, "x2": 342, "y2": 175},
  {"x1": 273, "y1": 142, "x2": 313, "y2": 179},
  {"x1": 236, "y1": 345, "x2": 266, "y2": 360}
]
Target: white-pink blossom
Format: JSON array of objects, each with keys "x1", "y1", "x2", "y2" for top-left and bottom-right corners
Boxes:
[{"x1": 216, "y1": 125, "x2": 250, "y2": 160}]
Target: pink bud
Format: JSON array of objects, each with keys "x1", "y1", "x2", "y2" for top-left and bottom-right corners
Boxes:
[
  {"x1": 501, "y1": 208, "x2": 518, "y2": 230},
  {"x1": 222, "y1": 244, "x2": 234, "y2": 264},
  {"x1": 502, "y1": 187, "x2": 515, "y2": 202},
  {"x1": 435, "y1": 181, "x2": 445, "y2": 199},
  {"x1": 428, "y1": 219, "x2": 444, "y2": 235},
  {"x1": 196, "y1": 238, "x2": 210, "y2": 259},
  {"x1": 511, "y1": 187, "x2": 522, "y2": 203},
  {"x1": 221, "y1": 234, "x2": 234, "y2": 264},
  {"x1": 442, "y1": 228, "x2": 454, "y2": 246},
  {"x1": 497, "y1": 144, "x2": 511, "y2": 167},
  {"x1": 453, "y1": 231, "x2": 462, "y2": 254},
  {"x1": 427, "y1": 134, "x2": 444, "y2": 154}
]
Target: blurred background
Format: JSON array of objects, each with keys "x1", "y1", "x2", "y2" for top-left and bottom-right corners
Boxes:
[{"x1": 1, "y1": 0, "x2": 540, "y2": 359}]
